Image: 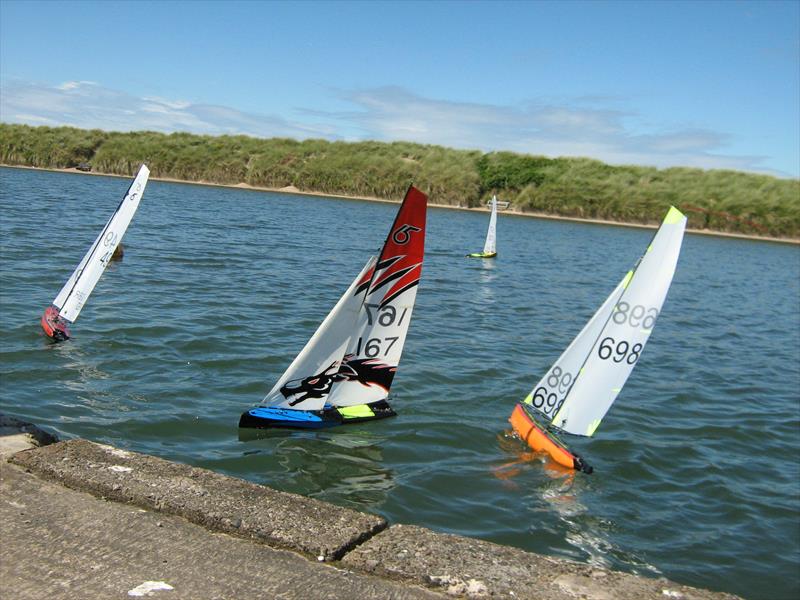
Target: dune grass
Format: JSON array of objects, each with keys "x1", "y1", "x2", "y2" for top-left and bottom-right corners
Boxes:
[{"x1": 1, "y1": 123, "x2": 797, "y2": 238}]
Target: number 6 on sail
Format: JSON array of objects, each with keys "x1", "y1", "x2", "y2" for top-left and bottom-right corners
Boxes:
[
  {"x1": 509, "y1": 206, "x2": 687, "y2": 473},
  {"x1": 40, "y1": 165, "x2": 150, "y2": 341},
  {"x1": 239, "y1": 185, "x2": 427, "y2": 429}
]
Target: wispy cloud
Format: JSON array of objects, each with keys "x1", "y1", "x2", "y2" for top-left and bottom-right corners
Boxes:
[
  {"x1": 325, "y1": 87, "x2": 773, "y2": 174},
  {"x1": 0, "y1": 79, "x2": 780, "y2": 176},
  {"x1": 0, "y1": 79, "x2": 331, "y2": 139}
]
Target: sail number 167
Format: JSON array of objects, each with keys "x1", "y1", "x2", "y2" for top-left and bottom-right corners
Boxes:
[
  {"x1": 364, "y1": 304, "x2": 408, "y2": 327},
  {"x1": 355, "y1": 336, "x2": 399, "y2": 357}
]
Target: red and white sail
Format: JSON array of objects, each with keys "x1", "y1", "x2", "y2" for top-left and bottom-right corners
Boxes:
[
  {"x1": 327, "y1": 186, "x2": 428, "y2": 407},
  {"x1": 257, "y1": 185, "x2": 428, "y2": 413}
]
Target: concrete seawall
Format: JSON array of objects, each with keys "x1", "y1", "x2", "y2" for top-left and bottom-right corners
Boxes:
[{"x1": 0, "y1": 415, "x2": 740, "y2": 599}]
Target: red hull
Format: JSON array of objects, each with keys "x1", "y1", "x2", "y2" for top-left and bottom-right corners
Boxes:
[{"x1": 41, "y1": 306, "x2": 70, "y2": 341}]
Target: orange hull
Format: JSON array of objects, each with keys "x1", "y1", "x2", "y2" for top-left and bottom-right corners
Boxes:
[{"x1": 509, "y1": 403, "x2": 592, "y2": 473}]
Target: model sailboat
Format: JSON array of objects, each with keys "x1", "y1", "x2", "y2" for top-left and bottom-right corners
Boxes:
[
  {"x1": 239, "y1": 185, "x2": 428, "y2": 429},
  {"x1": 41, "y1": 165, "x2": 150, "y2": 341},
  {"x1": 467, "y1": 195, "x2": 498, "y2": 258},
  {"x1": 510, "y1": 206, "x2": 687, "y2": 472}
]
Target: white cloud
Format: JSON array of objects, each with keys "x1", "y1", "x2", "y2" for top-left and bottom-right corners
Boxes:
[
  {"x1": 141, "y1": 96, "x2": 191, "y2": 110},
  {"x1": 9, "y1": 113, "x2": 57, "y2": 124},
  {"x1": 57, "y1": 80, "x2": 97, "y2": 91},
  {"x1": 0, "y1": 79, "x2": 785, "y2": 176},
  {"x1": 324, "y1": 87, "x2": 780, "y2": 175},
  {"x1": 0, "y1": 79, "x2": 331, "y2": 139}
]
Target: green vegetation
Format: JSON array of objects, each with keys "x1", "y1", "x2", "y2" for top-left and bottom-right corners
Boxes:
[{"x1": 1, "y1": 123, "x2": 797, "y2": 238}]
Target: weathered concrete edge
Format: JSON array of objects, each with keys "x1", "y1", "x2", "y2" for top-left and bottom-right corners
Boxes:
[
  {"x1": 9, "y1": 437, "x2": 386, "y2": 562},
  {"x1": 0, "y1": 415, "x2": 59, "y2": 457},
  {"x1": 2, "y1": 419, "x2": 739, "y2": 599},
  {"x1": 342, "y1": 523, "x2": 741, "y2": 600}
]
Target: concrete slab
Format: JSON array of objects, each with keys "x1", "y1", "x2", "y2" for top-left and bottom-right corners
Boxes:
[
  {"x1": 1, "y1": 419, "x2": 740, "y2": 599},
  {"x1": 0, "y1": 414, "x2": 58, "y2": 459},
  {"x1": 0, "y1": 458, "x2": 442, "y2": 600},
  {"x1": 10, "y1": 439, "x2": 386, "y2": 561},
  {"x1": 341, "y1": 524, "x2": 741, "y2": 600}
]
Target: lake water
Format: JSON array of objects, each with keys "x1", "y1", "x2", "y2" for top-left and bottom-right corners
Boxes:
[{"x1": 1, "y1": 166, "x2": 798, "y2": 599}]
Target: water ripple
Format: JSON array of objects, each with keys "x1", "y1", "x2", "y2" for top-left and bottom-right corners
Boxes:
[{"x1": 1, "y1": 167, "x2": 799, "y2": 600}]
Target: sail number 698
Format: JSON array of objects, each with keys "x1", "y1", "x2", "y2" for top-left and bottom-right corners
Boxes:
[
  {"x1": 613, "y1": 301, "x2": 659, "y2": 330},
  {"x1": 598, "y1": 337, "x2": 642, "y2": 364}
]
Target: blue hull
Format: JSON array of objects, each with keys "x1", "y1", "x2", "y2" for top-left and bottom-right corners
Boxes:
[{"x1": 238, "y1": 401, "x2": 396, "y2": 430}]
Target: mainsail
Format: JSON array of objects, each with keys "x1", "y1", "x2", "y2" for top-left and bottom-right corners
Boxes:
[
  {"x1": 522, "y1": 275, "x2": 628, "y2": 420},
  {"x1": 327, "y1": 186, "x2": 427, "y2": 407},
  {"x1": 262, "y1": 257, "x2": 376, "y2": 411},
  {"x1": 524, "y1": 206, "x2": 687, "y2": 437},
  {"x1": 52, "y1": 164, "x2": 150, "y2": 322},
  {"x1": 483, "y1": 195, "x2": 498, "y2": 255}
]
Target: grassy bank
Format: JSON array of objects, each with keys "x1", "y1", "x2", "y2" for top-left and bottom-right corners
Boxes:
[{"x1": 1, "y1": 123, "x2": 797, "y2": 238}]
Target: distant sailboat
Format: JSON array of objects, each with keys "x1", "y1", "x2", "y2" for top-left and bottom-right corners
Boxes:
[
  {"x1": 468, "y1": 195, "x2": 498, "y2": 258},
  {"x1": 40, "y1": 165, "x2": 150, "y2": 341},
  {"x1": 239, "y1": 185, "x2": 428, "y2": 429},
  {"x1": 509, "y1": 206, "x2": 687, "y2": 472}
]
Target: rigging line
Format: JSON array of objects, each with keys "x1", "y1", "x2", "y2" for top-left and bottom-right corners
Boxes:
[{"x1": 550, "y1": 221, "x2": 667, "y2": 433}]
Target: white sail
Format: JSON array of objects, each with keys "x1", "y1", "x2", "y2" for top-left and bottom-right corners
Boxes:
[
  {"x1": 53, "y1": 165, "x2": 150, "y2": 322},
  {"x1": 549, "y1": 207, "x2": 687, "y2": 436},
  {"x1": 326, "y1": 265, "x2": 421, "y2": 407},
  {"x1": 483, "y1": 195, "x2": 498, "y2": 255},
  {"x1": 264, "y1": 257, "x2": 376, "y2": 411},
  {"x1": 523, "y1": 274, "x2": 629, "y2": 420}
]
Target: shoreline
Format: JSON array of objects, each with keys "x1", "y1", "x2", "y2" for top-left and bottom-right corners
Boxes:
[
  {"x1": 1, "y1": 417, "x2": 741, "y2": 599},
  {"x1": 3, "y1": 163, "x2": 797, "y2": 245}
]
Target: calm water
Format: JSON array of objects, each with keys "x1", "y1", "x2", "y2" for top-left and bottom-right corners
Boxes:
[{"x1": 1, "y1": 166, "x2": 798, "y2": 599}]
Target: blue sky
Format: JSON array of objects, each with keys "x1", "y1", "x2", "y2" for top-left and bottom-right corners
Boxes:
[{"x1": 1, "y1": 0, "x2": 798, "y2": 177}]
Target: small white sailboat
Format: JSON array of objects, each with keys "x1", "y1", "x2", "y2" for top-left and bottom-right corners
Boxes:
[
  {"x1": 510, "y1": 206, "x2": 687, "y2": 472},
  {"x1": 468, "y1": 195, "x2": 498, "y2": 258},
  {"x1": 40, "y1": 164, "x2": 150, "y2": 341},
  {"x1": 239, "y1": 185, "x2": 428, "y2": 429}
]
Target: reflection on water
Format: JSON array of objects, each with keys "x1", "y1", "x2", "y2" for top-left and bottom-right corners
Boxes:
[
  {"x1": 238, "y1": 428, "x2": 395, "y2": 508},
  {"x1": 58, "y1": 343, "x2": 112, "y2": 386},
  {"x1": 493, "y1": 430, "x2": 576, "y2": 483},
  {"x1": 494, "y1": 431, "x2": 659, "y2": 575},
  {"x1": 475, "y1": 259, "x2": 497, "y2": 303}
]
